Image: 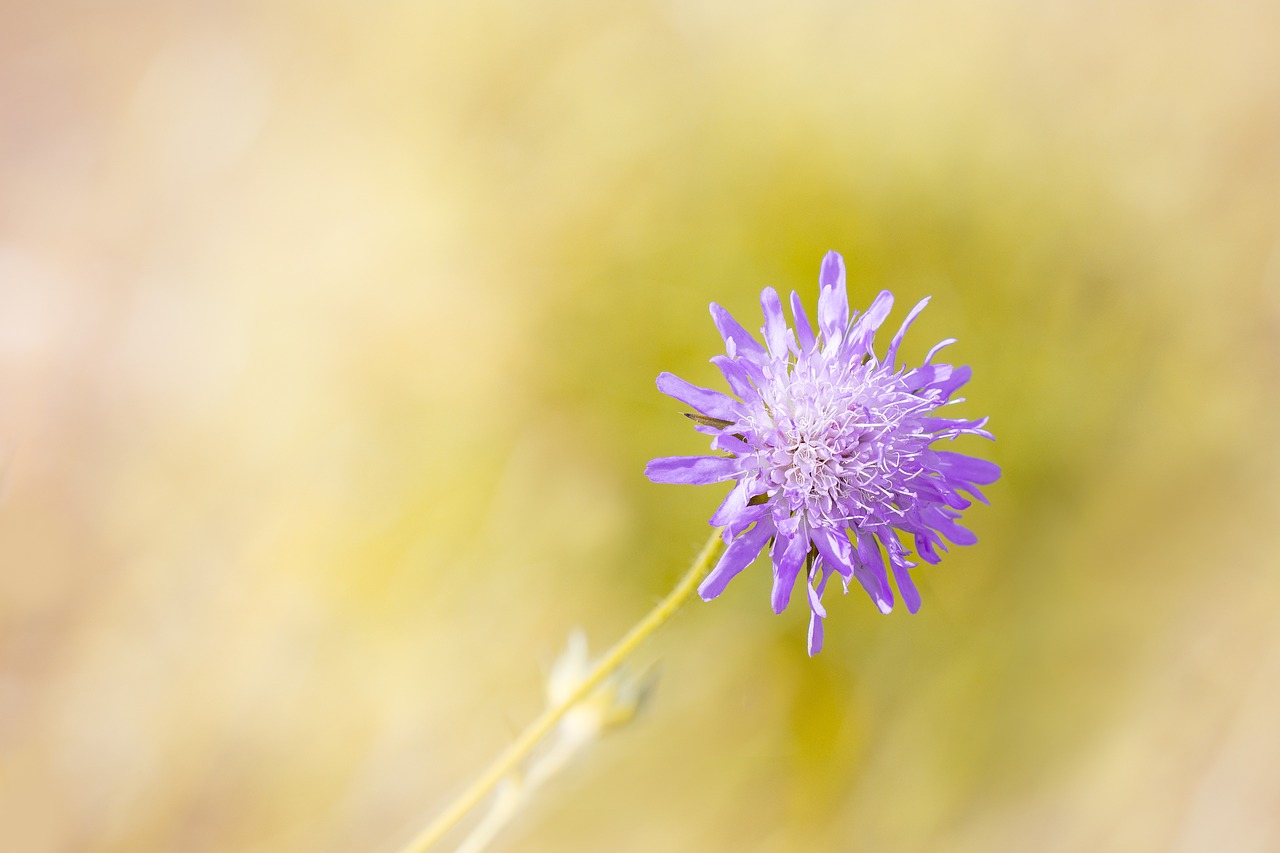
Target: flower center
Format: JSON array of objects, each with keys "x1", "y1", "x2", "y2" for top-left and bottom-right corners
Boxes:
[
  {"x1": 769, "y1": 420, "x2": 852, "y2": 512},
  {"x1": 741, "y1": 359, "x2": 935, "y2": 526}
]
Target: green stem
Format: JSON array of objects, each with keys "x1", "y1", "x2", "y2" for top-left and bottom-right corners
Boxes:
[{"x1": 396, "y1": 528, "x2": 725, "y2": 853}]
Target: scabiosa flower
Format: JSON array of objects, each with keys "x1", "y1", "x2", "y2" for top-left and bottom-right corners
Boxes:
[{"x1": 646, "y1": 251, "x2": 999, "y2": 655}]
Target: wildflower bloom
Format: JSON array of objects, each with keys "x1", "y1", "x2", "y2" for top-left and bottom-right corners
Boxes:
[{"x1": 646, "y1": 251, "x2": 999, "y2": 655}]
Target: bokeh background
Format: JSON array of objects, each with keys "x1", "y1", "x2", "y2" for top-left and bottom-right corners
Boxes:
[{"x1": 2, "y1": 1, "x2": 1279, "y2": 851}]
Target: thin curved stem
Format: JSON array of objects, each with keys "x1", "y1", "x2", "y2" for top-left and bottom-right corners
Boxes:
[{"x1": 396, "y1": 528, "x2": 725, "y2": 853}]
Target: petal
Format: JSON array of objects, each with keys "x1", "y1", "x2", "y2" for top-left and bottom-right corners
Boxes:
[
  {"x1": 892, "y1": 562, "x2": 922, "y2": 613},
  {"x1": 885, "y1": 297, "x2": 930, "y2": 366},
  {"x1": 712, "y1": 432, "x2": 752, "y2": 455},
  {"x1": 770, "y1": 532, "x2": 807, "y2": 614},
  {"x1": 904, "y1": 363, "x2": 952, "y2": 392},
  {"x1": 810, "y1": 526, "x2": 854, "y2": 580},
  {"x1": 732, "y1": 350, "x2": 770, "y2": 386},
  {"x1": 806, "y1": 574, "x2": 827, "y2": 619},
  {"x1": 937, "y1": 518, "x2": 978, "y2": 546},
  {"x1": 931, "y1": 450, "x2": 1001, "y2": 485},
  {"x1": 921, "y1": 415, "x2": 993, "y2": 441},
  {"x1": 915, "y1": 533, "x2": 941, "y2": 565},
  {"x1": 854, "y1": 533, "x2": 894, "y2": 613},
  {"x1": 807, "y1": 610, "x2": 825, "y2": 657},
  {"x1": 708, "y1": 479, "x2": 748, "y2": 526},
  {"x1": 913, "y1": 475, "x2": 972, "y2": 510},
  {"x1": 760, "y1": 287, "x2": 788, "y2": 358},
  {"x1": 933, "y1": 364, "x2": 971, "y2": 402},
  {"x1": 848, "y1": 290, "x2": 894, "y2": 353},
  {"x1": 725, "y1": 504, "x2": 769, "y2": 538},
  {"x1": 790, "y1": 291, "x2": 815, "y2": 351},
  {"x1": 645, "y1": 455, "x2": 739, "y2": 485},
  {"x1": 698, "y1": 519, "x2": 774, "y2": 600},
  {"x1": 709, "y1": 479, "x2": 769, "y2": 528},
  {"x1": 879, "y1": 532, "x2": 922, "y2": 614},
  {"x1": 710, "y1": 355, "x2": 757, "y2": 400},
  {"x1": 710, "y1": 303, "x2": 766, "y2": 361},
  {"x1": 817, "y1": 251, "x2": 850, "y2": 342},
  {"x1": 805, "y1": 566, "x2": 834, "y2": 657},
  {"x1": 656, "y1": 372, "x2": 738, "y2": 421},
  {"x1": 912, "y1": 524, "x2": 950, "y2": 558},
  {"x1": 924, "y1": 338, "x2": 957, "y2": 364}
]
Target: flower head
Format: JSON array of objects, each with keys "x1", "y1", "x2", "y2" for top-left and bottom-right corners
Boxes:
[{"x1": 646, "y1": 251, "x2": 999, "y2": 655}]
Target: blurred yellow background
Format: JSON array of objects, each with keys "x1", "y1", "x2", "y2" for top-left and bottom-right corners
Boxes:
[{"x1": 2, "y1": 1, "x2": 1278, "y2": 851}]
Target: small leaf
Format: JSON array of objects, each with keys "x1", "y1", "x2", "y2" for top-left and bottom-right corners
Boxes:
[{"x1": 682, "y1": 412, "x2": 734, "y2": 429}]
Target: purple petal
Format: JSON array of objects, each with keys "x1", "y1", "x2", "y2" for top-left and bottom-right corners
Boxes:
[
  {"x1": 924, "y1": 338, "x2": 957, "y2": 364},
  {"x1": 709, "y1": 479, "x2": 768, "y2": 528},
  {"x1": 914, "y1": 476, "x2": 972, "y2": 510},
  {"x1": 713, "y1": 349, "x2": 768, "y2": 392},
  {"x1": 645, "y1": 455, "x2": 739, "y2": 485},
  {"x1": 805, "y1": 567, "x2": 834, "y2": 657},
  {"x1": 760, "y1": 287, "x2": 788, "y2": 358},
  {"x1": 848, "y1": 290, "x2": 894, "y2": 353},
  {"x1": 712, "y1": 432, "x2": 752, "y2": 455},
  {"x1": 725, "y1": 506, "x2": 769, "y2": 538},
  {"x1": 915, "y1": 533, "x2": 941, "y2": 565},
  {"x1": 708, "y1": 479, "x2": 747, "y2": 526},
  {"x1": 854, "y1": 534, "x2": 894, "y2": 613},
  {"x1": 933, "y1": 364, "x2": 971, "y2": 402},
  {"x1": 789, "y1": 291, "x2": 815, "y2": 351},
  {"x1": 817, "y1": 251, "x2": 850, "y2": 342},
  {"x1": 885, "y1": 297, "x2": 930, "y2": 367},
  {"x1": 770, "y1": 533, "x2": 807, "y2": 614},
  {"x1": 807, "y1": 611, "x2": 825, "y2": 657},
  {"x1": 733, "y1": 351, "x2": 769, "y2": 385},
  {"x1": 810, "y1": 526, "x2": 854, "y2": 580},
  {"x1": 936, "y1": 518, "x2": 978, "y2": 546},
  {"x1": 922, "y1": 415, "x2": 993, "y2": 441},
  {"x1": 710, "y1": 355, "x2": 756, "y2": 399},
  {"x1": 892, "y1": 562, "x2": 922, "y2": 613},
  {"x1": 905, "y1": 363, "x2": 952, "y2": 392},
  {"x1": 656, "y1": 372, "x2": 738, "y2": 421},
  {"x1": 698, "y1": 519, "x2": 774, "y2": 600},
  {"x1": 913, "y1": 525, "x2": 950, "y2": 558},
  {"x1": 879, "y1": 533, "x2": 922, "y2": 614},
  {"x1": 931, "y1": 450, "x2": 1001, "y2": 485},
  {"x1": 806, "y1": 574, "x2": 827, "y2": 618},
  {"x1": 710, "y1": 303, "x2": 766, "y2": 361}
]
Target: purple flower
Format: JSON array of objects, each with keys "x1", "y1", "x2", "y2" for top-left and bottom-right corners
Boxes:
[{"x1": 646, "y1": 251, "x2": 999, "y2": 655}]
